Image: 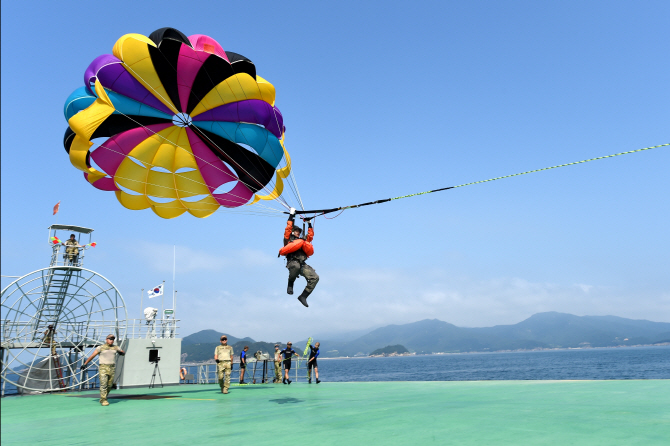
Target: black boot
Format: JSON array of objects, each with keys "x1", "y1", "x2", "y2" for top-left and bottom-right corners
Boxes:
[
  {"x1": 316, "y1": 379, "x2": 321, "y2": 384},
  {"x1": 287, "y1": 281, "x2": 294, "y2": 295},
  {"x1": 297, "y1": 291, "x2": 309, "y2": 307},
  {"x1": 283, "y1": 378, "x2": 287, "y2": 384}
]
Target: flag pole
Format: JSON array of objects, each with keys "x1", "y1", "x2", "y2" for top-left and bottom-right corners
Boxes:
[
  {"x1": 172, "y1": 245, "x2": 176, "y2": 316},
  {"x1": 140, "y1": 288, "x2": 144, "y2": 320},
  {"x1": 161, "y1": 280, "x2": 165, "y2": 322}
]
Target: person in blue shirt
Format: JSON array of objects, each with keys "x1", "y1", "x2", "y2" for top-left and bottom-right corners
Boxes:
[
  {"x1": 239, "y1": 346, "x2": 249, "y2": 384},
  {"x1": 307, "y1": 342, "x2": 321, "y2": 384},
  {"x1": 280, "y1": 342, "x2": 299, "y2": 384}
]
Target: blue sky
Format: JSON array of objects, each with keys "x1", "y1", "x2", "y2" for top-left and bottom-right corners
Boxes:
[{"x1": 1, "y1": 1, "x2": 668, "y2": 341}]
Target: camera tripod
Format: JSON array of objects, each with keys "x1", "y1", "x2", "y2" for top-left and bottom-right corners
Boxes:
[{"x1": 149, "y1": 359, "x2": 163, "y2": 388}]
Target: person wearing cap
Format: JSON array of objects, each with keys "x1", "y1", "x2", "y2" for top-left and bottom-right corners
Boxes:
[
  {"x1": 64, "y1": 233, "x2": 84, "y2": 265},
  {"x1": 214, "y1": 336, "x2": 234, "y2": 394},
  {"x1": 279, "y1": 342, "x2": 299, "y2": 384},
  {"x1": 273, "y1": 344, "x2": 282, "y2": 383},
  {"x1": 239, "y1": 346, "x2": 249, "y2": 384},
  {"x1": 279, "y1": 208, "x2": 319, "y2": 307},
  {"x1": 307, "y1": 342, "x2": 321, "y2": 384},
  {"x1": 81, "y1": 334, "x2": 125, "y2": 406}
]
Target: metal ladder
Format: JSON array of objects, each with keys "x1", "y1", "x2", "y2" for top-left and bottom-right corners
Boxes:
[{"x1": 33, "y1": 268, "x2": 75, "y2": 338}]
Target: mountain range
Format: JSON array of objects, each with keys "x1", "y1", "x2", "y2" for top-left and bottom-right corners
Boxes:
[{"x1": 181, "y1": 312, "x2": 670, "y2": 361}]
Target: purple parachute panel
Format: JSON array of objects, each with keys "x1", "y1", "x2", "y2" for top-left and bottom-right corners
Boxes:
[
  {"x1": 193, "y1": 100, "x2": 284, "y2": 139},
  {"x1": 93, "y1": 61, "x2": 173, "y2": 115}
]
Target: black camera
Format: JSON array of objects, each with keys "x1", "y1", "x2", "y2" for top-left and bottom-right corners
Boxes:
[{"x1": 149, "y1": 349, "x2": 160, "y2": 363}]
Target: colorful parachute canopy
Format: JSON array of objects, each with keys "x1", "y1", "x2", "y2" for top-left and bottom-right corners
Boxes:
[{"x1": 63, "y1": 28, "x2": 291, "y2": 219}]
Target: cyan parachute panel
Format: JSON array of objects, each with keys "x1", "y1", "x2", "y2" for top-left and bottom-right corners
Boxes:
[{"x1": 194, "y1": 121, "x2": 284, "y2": 168}]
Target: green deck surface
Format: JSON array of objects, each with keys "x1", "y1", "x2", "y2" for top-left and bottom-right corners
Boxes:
[{"x1": 2, "y1": 380, "x2": 669, "y2": 445}]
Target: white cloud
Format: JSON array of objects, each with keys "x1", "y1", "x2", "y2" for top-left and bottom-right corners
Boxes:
[{"x1": 128, "y1": 241, "x2": 274, "y2": 273}]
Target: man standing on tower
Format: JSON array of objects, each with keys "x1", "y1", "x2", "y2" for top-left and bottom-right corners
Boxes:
[{"x1": 64, "y1": 233, "x2": 83, "y2": 265}]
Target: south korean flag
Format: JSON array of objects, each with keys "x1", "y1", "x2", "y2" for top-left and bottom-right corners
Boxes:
[{"x1": 148, "y1": 284, "x2": 164, "y2": 298}]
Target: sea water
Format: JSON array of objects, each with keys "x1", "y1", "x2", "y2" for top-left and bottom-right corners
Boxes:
[
  {"x1": 3, "y1": 346, "x2": 668, "y2": 395},
  {"x1": 318, "y1": 345, "x2": 670, "y2": 382}
]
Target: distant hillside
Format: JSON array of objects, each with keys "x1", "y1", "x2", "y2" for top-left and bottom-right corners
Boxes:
[
  {"x1": 181, "y1": 313, "x2": 670, "y2": 361},
  {"x1": 182, "y1": 329, "x2": 250, "y2": 346},
  {"x1": 317, "y1": 312, "x2": 670, "y2": 357},
  {"x1": 370, "y1": 345, "x2": 409, "y2": 356},
  {"x1": 181, "y1": 332, "x2": 312, "y2": 363}
]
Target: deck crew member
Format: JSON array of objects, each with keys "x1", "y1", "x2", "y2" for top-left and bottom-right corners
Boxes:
[
  {"x1": 273, "y1": 344, "x2": 282, "y2": 383},
  {"x1": 215, "y1": 336, "x2": 234, "y2": 394},
  {"x1": 280, "y1": 342, "x2": 299, "y2": 384},
  {"x1": 82, "y1": 334, "x2": 125, "y2": 406},
  {"x1": 279, "y1": 208, "x2": 319, "y2": 307},
  {"x1": 307, "y1": 342, "x2": 321, "y2": 384},
  {"x1": 239, "y1": 346, "x2": 249, "y2": 384}
]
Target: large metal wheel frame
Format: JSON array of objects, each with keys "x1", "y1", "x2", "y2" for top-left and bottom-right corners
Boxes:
[{"x1": 1, "y1": 267, "x2": 127, "y2": 393}]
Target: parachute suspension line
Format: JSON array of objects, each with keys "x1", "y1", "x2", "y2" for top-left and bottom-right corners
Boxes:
[
  {"x1": 106, "y1": 110, "x2": 288, "y2": 211},
  {"x1": 275, "y1": 162, "x2": 303, "y2": 211},
  {"x1": 114, "y1": 66, "x2": 287, "y2": 207},
  {"x1": 289, "y1": 142, "x2": 669, "y2": 215},
  {"x1": 122, "y1": 64, "x2": 179, "y2": 115},
  {"x1": 264, "y1": 90, "x2": 305, "y2": 211},
  {"x1": 288, "y1": 168, "x2": 306, "y2": 211},
  {"x1": 193, "y1": 56, "x2": 295, "y2": 211},
  {"x1": 92, "y1": 139, "x2": 282, "y2": 213},
  {"x1": 189, "y1": 125, "x2": 291, "y2": 209},
  {"x1": 176, "y1": 53, "x2": 293, "y2": 210},
  {"x1": 113, "y1": 175, "x2": 283, "y2": 216},
  {"x1": 92, "y1": 140, "x2": 284, "y2": 215}
]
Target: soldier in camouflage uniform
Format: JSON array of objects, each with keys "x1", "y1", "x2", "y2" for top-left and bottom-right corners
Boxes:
[
  {"x1": 214, "y1": 335, "x2": 233, "y2": 394},
  {"x1": 273, "y1": 344, "x2": 282, "y2": 383},
  {"x1": 82, "y1": 334, "x2": 125, "y2": 406},
  {"x1": 64, "y1": 234, "x2": 83, "y2": 265}
]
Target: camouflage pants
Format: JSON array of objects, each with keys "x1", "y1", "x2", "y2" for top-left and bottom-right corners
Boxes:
[
  {"x1": 274, "y1": 361, "x2": 282, "y2": 382},
  {"x1": 287, "y1": 261, "x2": 319, "y2": 296},
  {"x1": 217, "y1": 361, "x2": 231, "y2": 390},
  {"x1": 99, "y1": 364, "x2": 115, "y2": 403}
]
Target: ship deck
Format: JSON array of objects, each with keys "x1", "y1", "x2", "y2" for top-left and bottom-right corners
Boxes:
[{"x1": 2, "y1": 380, "x2": 669, "y2": 445}]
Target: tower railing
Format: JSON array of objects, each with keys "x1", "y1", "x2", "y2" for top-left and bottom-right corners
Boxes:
[
  {"x1": 49, "y1": 244, "x2": 88, "y2": 268},
  {"x1": 125, "y1": 319, "x2": 179, "y2": 339}
]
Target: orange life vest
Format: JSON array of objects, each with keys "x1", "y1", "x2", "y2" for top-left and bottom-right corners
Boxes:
[{"x1": 279, "y1": 220, "x2": 315, "y2": 258}]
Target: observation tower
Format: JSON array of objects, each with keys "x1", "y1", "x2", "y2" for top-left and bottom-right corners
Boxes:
[{"x1": 1, "y1": 225, "x2": 182, "y2": 396}]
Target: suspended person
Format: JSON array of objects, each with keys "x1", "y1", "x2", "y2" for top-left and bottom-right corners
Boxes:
[
  {"x1": 273, "y1": 344, "x2": 282, "y2": 383},
  {"x1": 279, "y1": 208, "x2": 319, "y2": 307},
  {"x1": 81, "y1": 334, "x2": 125, "y2": 406},
  {"x1": 214, "y1": 336, "x2": 233, "y2": 394},
  {"x1": 307, "y1": 342, "x2": 321, "y2": 384},
  {"x1": 280, "y1": 342, "x2": 299, "y2": 384},
  {"x1": 239, "y1": 346, "x2": 249, "y2": 384}
]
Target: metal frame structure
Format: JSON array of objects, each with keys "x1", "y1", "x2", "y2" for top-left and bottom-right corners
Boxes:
[{"x1": 1, "y1": 225, "x2": 128, "y2": 395}]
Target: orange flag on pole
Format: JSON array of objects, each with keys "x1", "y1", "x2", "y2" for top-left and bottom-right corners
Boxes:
[{"x1": 53, "y1": 201, "x2": 61, "y2": 215}]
